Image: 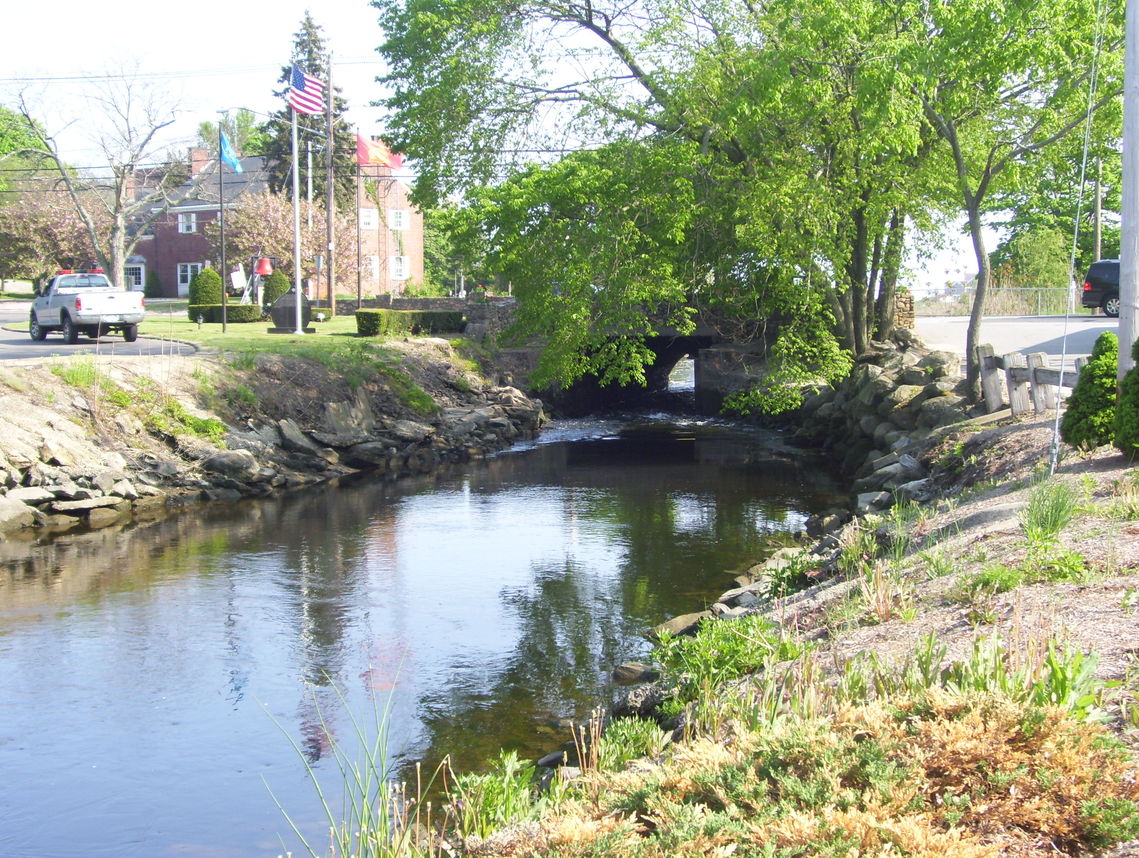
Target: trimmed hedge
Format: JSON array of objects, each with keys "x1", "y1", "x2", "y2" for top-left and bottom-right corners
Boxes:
[
  {"x1": 187, "y1": 304, "x2": 264, "y2": 324},
  {"x1": 356, "y1": 309, "x2": 465, "y2": 337},
  {"x1": 262, "y1": 271, "x2": 291, "y2": 308},
  {"x1": 188, "y1": 268, "x2": 223, "y2": 307}
]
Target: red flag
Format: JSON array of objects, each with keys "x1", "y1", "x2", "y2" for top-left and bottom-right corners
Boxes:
[{"x1": 356, "y1": 134, "x2": 404, "y2": 168}]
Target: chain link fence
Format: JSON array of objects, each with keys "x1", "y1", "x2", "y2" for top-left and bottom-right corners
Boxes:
[{"x1": 914, "y1": 287, "x2": 1089, "y2": 317}]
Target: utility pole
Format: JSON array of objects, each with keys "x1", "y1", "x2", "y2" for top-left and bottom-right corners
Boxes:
[{"x1": 1122, "y1": 0, "x2": 1138, "y2": 380}]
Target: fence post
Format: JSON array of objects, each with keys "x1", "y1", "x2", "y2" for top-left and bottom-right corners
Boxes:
[
  {"x1": 1026, "y1": 352, "x2": 1056, "y2": 413},
  {"x1": 1005, "y1": 352, "x2": 1032, "y2": 415},
  {"x1": 976, "y1": 344, "x2": 1004, "y2": 413}
]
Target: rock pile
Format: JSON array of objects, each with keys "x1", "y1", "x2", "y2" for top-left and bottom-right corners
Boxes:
[
  {"x1": 793, "y1": 333, "x2": 976, "y2": 515},
  {"x1": 0, "y1": 382, "x2": 545, "y2": 536}
]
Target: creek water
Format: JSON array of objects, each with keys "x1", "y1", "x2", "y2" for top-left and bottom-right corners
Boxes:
[{"x1": 0, "y1": 373, "x2": 844, "y2": 857}]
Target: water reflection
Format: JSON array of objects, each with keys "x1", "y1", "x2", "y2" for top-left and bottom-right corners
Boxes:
[{"x1": 0, "y1": 418, "x2": 842, "y2": 857}]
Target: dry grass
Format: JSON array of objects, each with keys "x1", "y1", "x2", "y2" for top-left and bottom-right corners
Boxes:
[{"x1": 469, "y1": 689, "x2": 1138, "y2": 857}]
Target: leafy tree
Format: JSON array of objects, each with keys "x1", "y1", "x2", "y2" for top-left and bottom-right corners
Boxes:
[
  {"x1": 207, "y1": 190, "x2": 358, "y2": 288},
  {"x1": 197, "y1": 109, "x2": 269, "y2": 159},
  {"x1": 260, "y1": 12, "x2": 356, "y2": 208},
  {"x1": 999, "y1": 226, "x2": 1073, "y2": 291},
  {"x1": 0, "y1": 179, "x2": 102, "y2": 281},
  {"x1": 1061, "y1": 331, "x2": 1117, "y2": 451},
  {"x1": 0, "y1": 106, "x2": 43, "y2": 195},
  {"x1": 14, "y1": 78, "x2": 217, "y2": 289},
  {"x1": 188, "y1": 267, "x2": 224, "y2": 306},
  {"x1": 990, "y1": 132, "x2": 1122, "y2": 274},
  {"x1": 376, "y1": 0, "x2": 941, "y2": 392},
  {"x1": 455, "y1": 140, "x2": 698, "y2": 388},
  {"x1": 377, "y1": 0, "x2": 1115, "y2": 405},
  {"x1": 913, "y1": 0, "x2": 1123, "y2": 397}
]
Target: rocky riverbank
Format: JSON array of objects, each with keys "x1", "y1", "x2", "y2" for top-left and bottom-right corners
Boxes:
[{"x1": 0, "y1": 338, "x2": 546, "y2": 536}]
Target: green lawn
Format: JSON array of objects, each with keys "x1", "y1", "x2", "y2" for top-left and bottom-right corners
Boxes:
[{"x1": 141, "y1": 306, "x2": 362, "y2": 351}]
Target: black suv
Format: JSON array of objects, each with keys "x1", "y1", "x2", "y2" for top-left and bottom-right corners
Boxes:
[{"x1": 1081, "y1": 258, "x2": 1120, "y2": 317}]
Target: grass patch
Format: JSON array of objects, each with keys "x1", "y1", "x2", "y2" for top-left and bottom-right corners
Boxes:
[{"x1": 1021, "y1": 479, "x2": 1082, "y2": 545}]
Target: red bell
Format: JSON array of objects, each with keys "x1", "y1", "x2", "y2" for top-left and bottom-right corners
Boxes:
[{"x1": 254, "y1": 257, "x2": 273, "y2": 276}]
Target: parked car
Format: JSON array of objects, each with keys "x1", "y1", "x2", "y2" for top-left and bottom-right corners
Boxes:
[
  {"x1": 30, "y1": 270, "x2": 145, "y2": 343},
  {"x1": 1080, "y1": 258, "x2": 1120, "y2": 317}
]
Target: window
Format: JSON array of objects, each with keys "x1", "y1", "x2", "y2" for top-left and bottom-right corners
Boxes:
[
  {"x1": 178, "y1": 262, "x2": 203, "y2": 296},
  {"x1": 359, "y1": 208, "x2": 377, "y2": 230},
  {"x1": 366, "y1": 255, "x2": 380, "y2": 280},
  {"x1": 177, "y1": 212, "x2": 197, "y2": 234},
  {"x1": 124, "y1": 265, "x2": 144, "y2": 290},
  {"x1": 388, "y1": 209, "x2": 409, "y2": 231},
  {"x1": 390, "y1": 255, "x2": 410, "y2": 281}
]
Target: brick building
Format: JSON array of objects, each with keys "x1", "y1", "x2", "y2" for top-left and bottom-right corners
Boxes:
[
  {"x1": 354, "y1": 163, "x2": 425, "y2": 295},
  {"x1": 134, "y1": 150, "x2": 424, "y2": 299}
]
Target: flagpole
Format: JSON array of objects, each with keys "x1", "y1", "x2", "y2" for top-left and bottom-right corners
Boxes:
[
  {"x1": 292, "y1": 105, "x2": 304, "y2": 335},
  {"x1": 356, "y1": 127, "x2": 363, "y2": 305},
  {"x1": 326, "y1": 51, "x2": 336, "y2": 316},
  {"x1": 218, "y1": 114, "x2": 228, "y2": 333}
]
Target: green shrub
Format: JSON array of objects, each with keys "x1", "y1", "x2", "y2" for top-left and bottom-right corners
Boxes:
[
  {"x1": 187, "y1": 268, "x2": 223, "y2": 308},
  {"x1": 187, "y1": 304, "x2": 263, "y2": 323},
  {"x1": 355, "y1": 308, "x2": 464, "y2": 337},
  {"x1": 1116, "y1": 338, "x2": 1139, "y2": 462},
  {"x1": 1061, "y1": 332, "x2": 1118, "y2": 451},
  {"x1": 144, "y1": 270, "x2": 163, "y2": 299},
  {"x1": 261, "y1": 271, "x2": 291, "y2": 308}
]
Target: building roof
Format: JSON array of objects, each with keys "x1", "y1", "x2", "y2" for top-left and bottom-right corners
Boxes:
[{"x1": 167, "y1": 156, "x2": 270, "y2": 211}]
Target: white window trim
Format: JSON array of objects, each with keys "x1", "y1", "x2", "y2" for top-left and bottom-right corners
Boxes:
[
  {"x1": 177, "y1": 262, "x2": 204, "y2": 297},
  {"x1": 177, "y1": 212, "x2": 197, "y2": 234},
  {"x1": 388, "y1": 208, "x2": 409, "y2": 231},
  {"x1": 359, "y1": 208, "x2": 378, "y2": 230},
  {"x1": 124, "y1": 265, "x2": 145, "y2": 290},
  {"x1": 390, "y1": 255, "x2": 410, "y2": 281}
]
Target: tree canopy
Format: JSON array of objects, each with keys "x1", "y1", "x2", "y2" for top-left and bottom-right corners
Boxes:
[
  {"x1": 375, "y1": 0, "x2": 1121, "y2": 407},
  {"x1": 10, "y1": 78, "x2": 215, "y2": 289}
]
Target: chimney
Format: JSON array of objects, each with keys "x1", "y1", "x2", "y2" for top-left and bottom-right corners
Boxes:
[{"x1": 190, "y1": 147, "x2": 210, "y2": 177}]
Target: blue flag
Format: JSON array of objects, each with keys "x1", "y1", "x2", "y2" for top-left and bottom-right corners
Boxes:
[{"x1": 219, "y1": 130, "x2": 243, "y2": 174}]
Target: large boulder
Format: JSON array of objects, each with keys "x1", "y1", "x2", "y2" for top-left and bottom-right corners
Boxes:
[{"x1": 0, "y1": 496, "x2": 37, "y2": 531}]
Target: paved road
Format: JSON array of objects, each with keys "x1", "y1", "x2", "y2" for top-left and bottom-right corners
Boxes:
[
  {"x1": 914, "y1": 314, "x2": 1117, "y2": 367},
  {"x1": 0, "y1": 302, "x2": 197, "y2": 361}
]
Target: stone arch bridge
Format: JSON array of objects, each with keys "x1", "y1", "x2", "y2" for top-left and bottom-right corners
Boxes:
[{"x1": 340, "y1": 294, "x2": 766, "y2": 415}]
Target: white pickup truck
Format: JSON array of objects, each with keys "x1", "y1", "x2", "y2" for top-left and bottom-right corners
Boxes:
[{"x1": 29, "y1": 270, "x2": 146, "y2": 344}]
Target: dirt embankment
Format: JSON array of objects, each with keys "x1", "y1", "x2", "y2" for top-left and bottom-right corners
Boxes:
[{"x1": 0, "y1": 339, "x2": 546, "y2": 535}]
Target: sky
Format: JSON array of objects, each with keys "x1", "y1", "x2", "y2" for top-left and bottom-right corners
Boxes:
[
  {"x1": 0, "y1": 0, "x2": 985, "y2": 293},
  {"x1": 0, "y1": 0, "x2": 395, "y2": 165}
]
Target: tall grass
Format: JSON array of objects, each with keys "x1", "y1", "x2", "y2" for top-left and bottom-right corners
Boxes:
[
  {"x1": 1021, "y1": 479, "x2": 1080, "y2": 545},
  {"x1": 271, "y1": 685, "x2": 443, "y2": 858}
]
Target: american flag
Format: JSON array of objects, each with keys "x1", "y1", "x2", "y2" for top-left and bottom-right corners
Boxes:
[{"x1": 288, "y1": 64, "x2": 325, "y2": 115}]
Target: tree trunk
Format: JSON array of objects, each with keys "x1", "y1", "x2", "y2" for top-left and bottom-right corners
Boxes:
[
  {"x1": 874, "y1": 209, "x2": 905, "y2": 338},
  {"x1": 964, "y1": 200, "x2": 991, "y2": 401},
  {"x1": 848, "y1": 206, "x2": 869, "y2": 355},
  {"x1": 832, "y1": 288, "x2": 854, "y2": 351}
]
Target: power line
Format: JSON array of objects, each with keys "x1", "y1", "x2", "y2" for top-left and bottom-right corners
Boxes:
[{"x1": 0, "y1": 58, "x2": 383, "y2": 86}]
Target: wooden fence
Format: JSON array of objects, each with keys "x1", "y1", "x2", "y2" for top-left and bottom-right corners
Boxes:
[{"x1": 975, "y1": 344, "x2": 1087, "y2": 417}]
